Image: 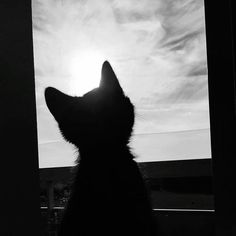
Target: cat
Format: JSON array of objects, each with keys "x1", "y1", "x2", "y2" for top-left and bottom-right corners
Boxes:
[{"x1": 45, "y1": 61, "x2": 156, "y2": 236}]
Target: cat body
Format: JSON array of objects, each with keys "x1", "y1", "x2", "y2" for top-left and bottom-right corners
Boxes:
[{"x1": 45, "y1": 61, "x2": 156, "y2": 236}]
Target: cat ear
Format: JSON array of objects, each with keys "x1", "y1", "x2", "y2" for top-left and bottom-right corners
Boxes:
[
  {"x1": 99, "y1": 61, "x2": 124, "y2": 95},
  {"x1": 45, "y1": 87, "x2": 74, "y2": 121}
]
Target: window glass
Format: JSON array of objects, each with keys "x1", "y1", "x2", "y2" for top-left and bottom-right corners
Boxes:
[{"x1": 32, "y1": 0, "x2": 210, "y2": 168}]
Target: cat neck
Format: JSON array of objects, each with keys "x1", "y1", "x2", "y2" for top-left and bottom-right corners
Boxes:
[{"x1": 77, "y1": 143, "x2": 135, "y2": 165}]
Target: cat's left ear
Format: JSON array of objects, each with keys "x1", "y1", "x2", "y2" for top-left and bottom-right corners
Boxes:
[
  {"x1": 45, "y1": 87, "x2": 74, "y2": 122},
  {"x1": 99, "y1": 61, "x2": 124, "y2": 95}
]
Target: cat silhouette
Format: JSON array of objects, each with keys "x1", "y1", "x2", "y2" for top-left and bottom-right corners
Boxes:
[{"x1": 45, "y1": 61, "x2": 156, "y2": 236}]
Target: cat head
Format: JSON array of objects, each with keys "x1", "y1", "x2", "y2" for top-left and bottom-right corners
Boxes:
[{"x1": 45, "y1": 61, "x2": 134, "y2": 150}]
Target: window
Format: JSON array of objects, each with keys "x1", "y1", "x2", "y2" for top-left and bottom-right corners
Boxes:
[
  {"x1": 32, "y1": 3, "x2": 214, "y2": 232},
  {"x1": 32, "y1": 0, "x2": 211, "y2": 168}
]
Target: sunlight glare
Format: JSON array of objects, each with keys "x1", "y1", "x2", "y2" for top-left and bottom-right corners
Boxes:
[{"x1": 69, "y1": 51, "x2": 106, "y2": 96}]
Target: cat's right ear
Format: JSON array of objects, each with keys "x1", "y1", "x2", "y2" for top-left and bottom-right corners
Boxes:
[
  {"x1": 99, "y1": 61, "x2": 124, "y2": 96},
  {"x1": 45, "y1": 87, "x2": 73, "y2": 121}
]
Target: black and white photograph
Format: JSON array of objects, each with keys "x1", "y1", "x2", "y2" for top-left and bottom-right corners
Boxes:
[{"x1": 1, "y1": 0, "x2": 236, "y2": 235}]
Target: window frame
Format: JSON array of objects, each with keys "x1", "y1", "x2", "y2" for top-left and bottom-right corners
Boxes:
[{"x1": 204, "y1": 0, "x2": 236, "y2": 234}]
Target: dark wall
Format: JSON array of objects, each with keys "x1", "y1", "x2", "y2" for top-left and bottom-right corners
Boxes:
[
  {"x1": 0, "y1": 1, "x2": 41, "y2": 235},
  {"x1": 205, "y1": 0, "x2": 236, "y2": 235},
  {"x1": 154, "y1": 210, "x2": 214, "y2": 236}
]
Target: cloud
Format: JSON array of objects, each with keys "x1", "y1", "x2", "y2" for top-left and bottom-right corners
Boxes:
[
  {"x1": 156, "y1": 75, "x2": 208, "y2": 105},
  {"x1": 131, "y1": 128, "x2": 211, "y2": 162},
  {"x1": 162, "y1": 31, "x2": 202, "y2": 51},
  {"x1": 158, "y1": 0, "x2": 205, "y2": 42},
  {"x1": 129, "y1": 0, "x2": 208, "y2": 125},
  {"x1": 134, "y1": 99, "x2": 209, "y2": 134},
  {"x1": 187, "y1": 62, "x2": 208, "y2": 77}
]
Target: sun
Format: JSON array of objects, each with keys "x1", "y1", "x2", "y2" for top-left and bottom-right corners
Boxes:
[{"x1": 68, "y1": 51, "x2": 106, "y2": 96}]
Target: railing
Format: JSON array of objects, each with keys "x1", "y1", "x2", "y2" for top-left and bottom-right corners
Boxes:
[
  {"x1": 40, "y1": 206, "x2": 215, "y2": 236},
  {"x1": 39, "y1": 160, "x2": 215, "y2": 235},
  {"x1": 41, "y1": 207, "x2": 63, "y2": 236}
]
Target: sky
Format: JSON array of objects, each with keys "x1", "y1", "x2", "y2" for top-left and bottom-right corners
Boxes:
[{"x1": 32, "y1": 0, "x2": 211, "y2": 168}]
